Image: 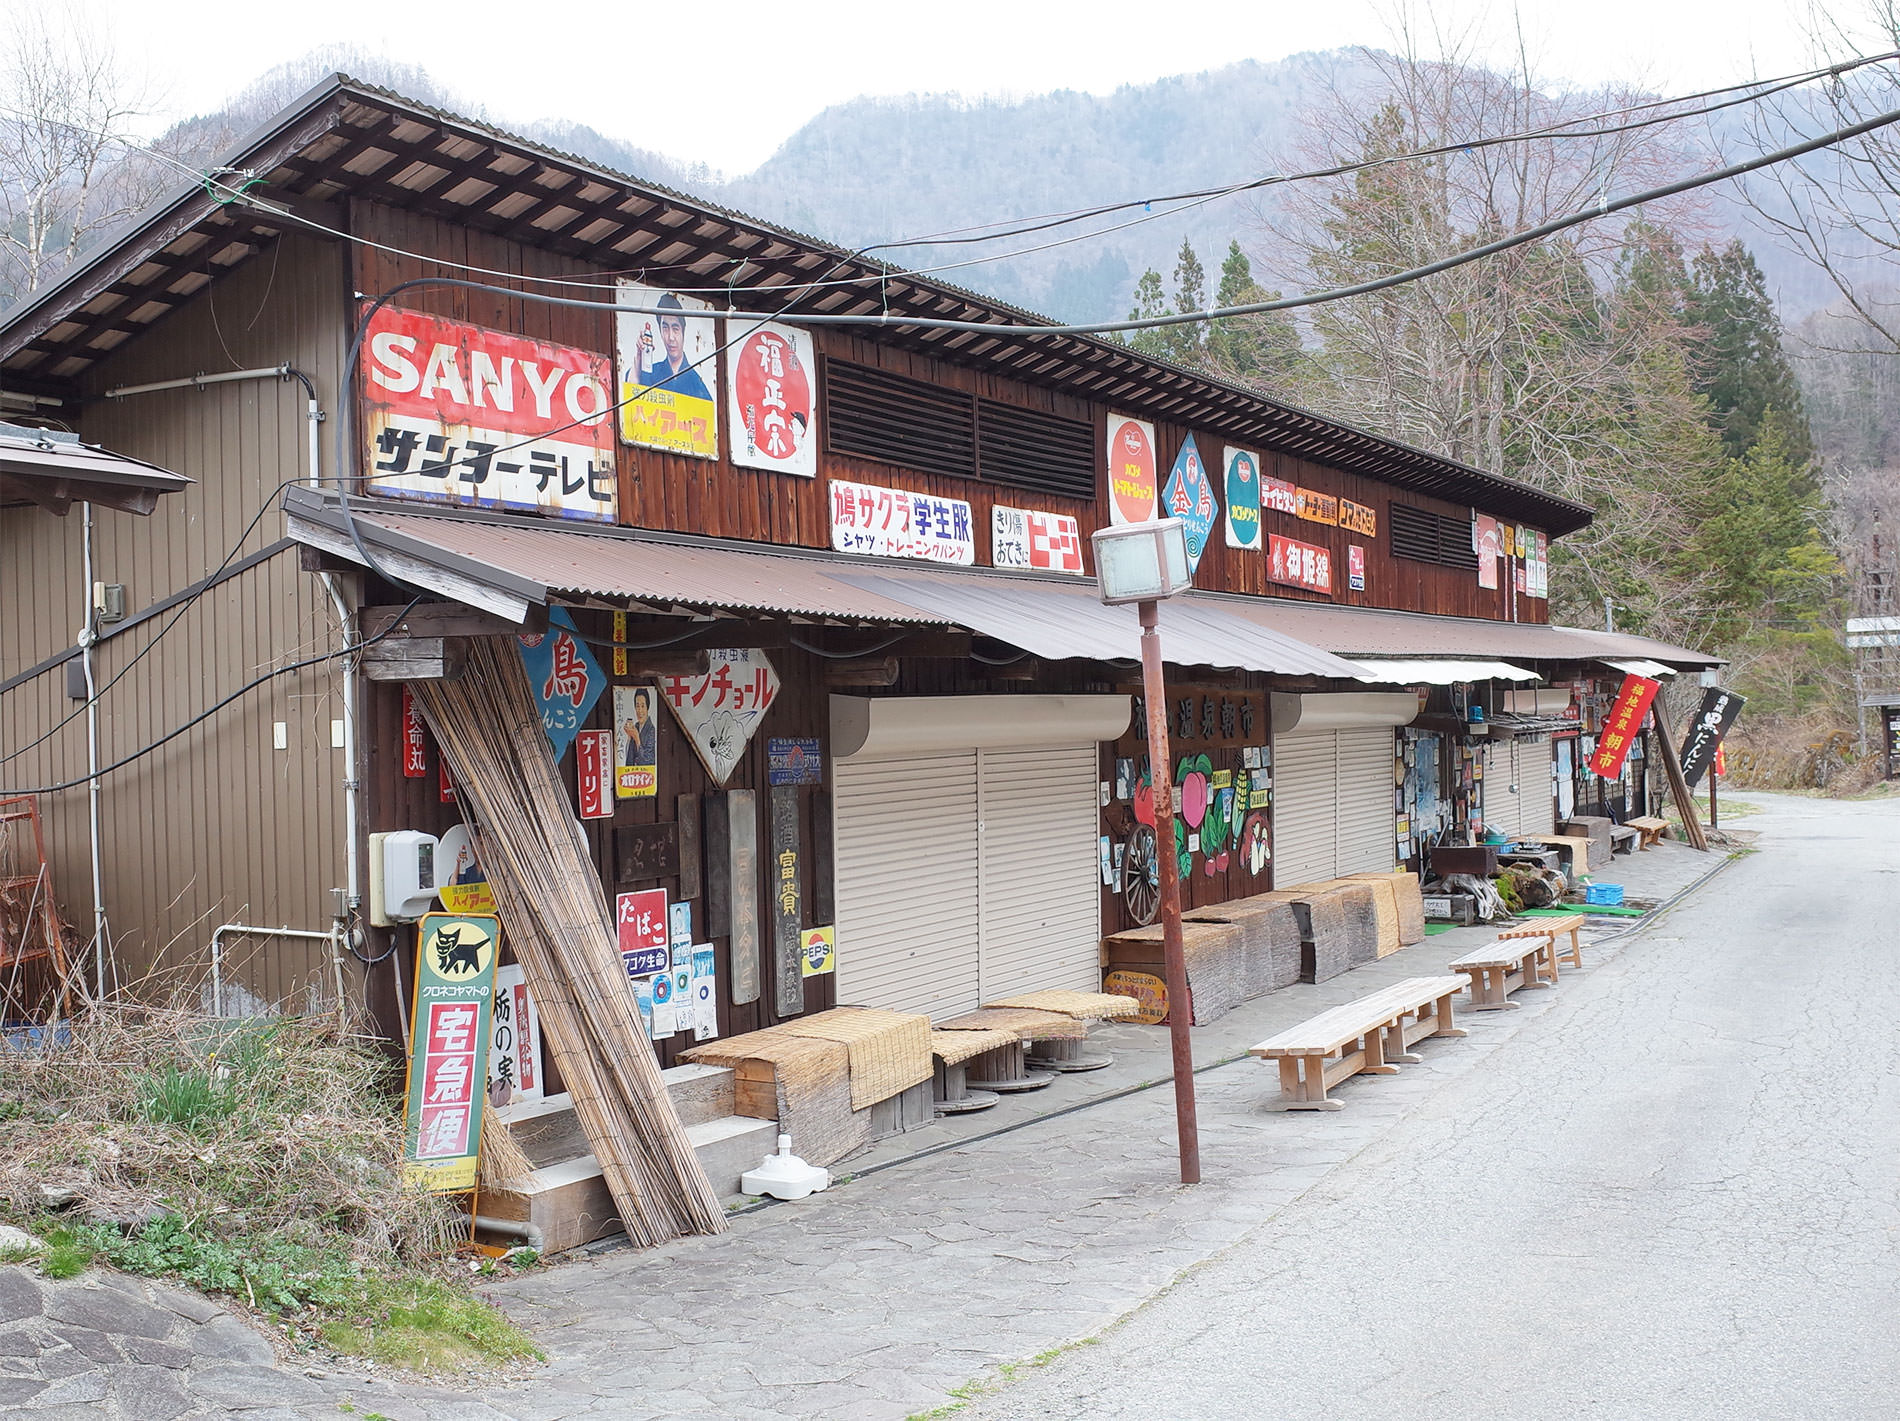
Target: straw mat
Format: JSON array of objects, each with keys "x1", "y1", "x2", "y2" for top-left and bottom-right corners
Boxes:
[
  {"x1": 1355, "y1": 870, "x2": 1428, "y2": 944},
  {"x1": 1188, "y1": 896, "x2": 1301, "y2": 996},
  {"x1": 779, "y1": 1006, "x2": 933, "y2": 1110},
  {"x1": 1101, "y1": 921, "x2": 1247, "y2": 1024},
  {"x1": 1324, "y1": 877, "x2": 1401, "y2": 958},
  {"x1": 682, "y1": 1030, "x2": 868, "y2": 1167},
  {"x1": 936, "y1": 1007, "x2": 1087, "y2": 1041},
  {"x1": 983, "y1": 989, "x2": 1141, "y2": 1021},
  {"x1": 931, "y1": 1027, "x2": 1019, "y2": 1066}
]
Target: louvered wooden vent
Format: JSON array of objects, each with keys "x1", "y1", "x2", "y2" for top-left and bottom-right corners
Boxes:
[
  {"x1": 978, "y1": 399, "x2": 1095, "y2": 501},
  {"x1": 1391, "y1": 503, "x2": 1479, "y2": 569},
  {"x1": 824, "y1": 360, "x2": 978, "y2": 479}
]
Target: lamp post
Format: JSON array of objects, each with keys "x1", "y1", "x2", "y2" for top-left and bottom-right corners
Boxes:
[{"x1": 1091, "y1": 517, "x2": 1200, "y2": 1186}]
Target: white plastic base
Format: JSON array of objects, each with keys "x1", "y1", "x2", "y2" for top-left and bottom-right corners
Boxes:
[{"x1": 741, "y1": 1134, "x2": 832, "y2": 1201}]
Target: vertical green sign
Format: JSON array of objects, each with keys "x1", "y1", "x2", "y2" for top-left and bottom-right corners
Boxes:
[{"x1": 402, "y1": 912, "x2": 501, "y2": 1193}]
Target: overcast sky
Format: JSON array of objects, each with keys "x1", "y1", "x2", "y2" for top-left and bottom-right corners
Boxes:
[{"x1": 22, "y1": 0, "x2": 1864, "y2": 175}]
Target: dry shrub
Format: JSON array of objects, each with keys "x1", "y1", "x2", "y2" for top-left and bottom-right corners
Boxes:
[
  {"x1": 1723, "y1": 713, "x2": 1874, "y2": 793},
  {"x1": 0, "y1": 1003, "x2": 460, "y2": 1264}
]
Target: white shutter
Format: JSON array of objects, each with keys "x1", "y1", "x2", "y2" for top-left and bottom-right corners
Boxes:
[
  {"x1": 976, "y1": 746, "x2": 1102, "y2": 1002},
  {"x1": 1273, "y1": 729, "x2": 1337, "y2": 887},
  {"x1": 1483, "y1": 737, "x2": 1555, "y2": 840},
  {"x1": 1522, "y1": 737, "x2": 1557, "y2": 836},
  {"x1": 834, "y1": 750, "x2": 980, "y2": 1020},
  {"x1": 1333, "y1": 727, "x2": 1396, "y2": 875}
]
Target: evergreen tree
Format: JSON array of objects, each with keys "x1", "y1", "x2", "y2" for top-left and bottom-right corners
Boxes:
[
  {"x1": 1123, "y1": 267, "x2": 1170, "y2": 360},
  {"x1": 1684, "y1": 241, "x2": 1813, "y2": 463},
  {"x1": 1207, "y1": 240, "x2": 1303, "y2": 387}
]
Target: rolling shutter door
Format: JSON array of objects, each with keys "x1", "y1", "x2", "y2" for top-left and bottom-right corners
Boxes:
[
  {"x1": 1333, "y1": 727, "x2": 1396, "y2": 875},
  {"x1": 1484, "y1": 737, "x2": 1556, "y2": 840},
  {"x1": 1521, "y1": 737, "x2": 1557, "y2": 836},
  {"x1": 1273, "y1": 729, "x2": 1338, "y2": 887},
  {"x1": 834, "y1": 750, "x2": 980, "y2": 1019},
  {"x1": 976, "y1": 746, "x2": 1102, "y2": 1001}
]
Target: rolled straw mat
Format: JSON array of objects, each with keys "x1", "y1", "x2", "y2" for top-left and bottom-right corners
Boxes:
[
  {"x1": 931, "y1": 1027, "x2": 1019, "y2": 1066},
  {"x1": 1186, "y1": 897, "x2": 1301, "y2": 997},
  {"x1": 1322, "y1": 877, "x2": 1401, "y2": 958},
  {"x1": 1100, "y1": 921, "x2": 1246, "y2": 1024},
  {"x1": 936, "y1": 1007, "x2": 1087, "y2": 1041},
  {"x1": 1350, "y1": 870, "x2": 1427, "y2": 944},
  {"x1": 982, "y1": 989, "x2": 1140, "y2": 1022},
  {"x1": 778, "y1": 1006, "x2": 933, "y2": 1110},
  {"x1": 682, "y1": 1030, "x2": 868, "y2": 1167}
]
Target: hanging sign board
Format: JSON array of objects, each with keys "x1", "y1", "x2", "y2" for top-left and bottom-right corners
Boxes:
[
  {"x1": 1268, "y1": 534, "x2": 1333, "y2": 593},
  {"x1": 575, "y1": 729, "x2": 614, "y2": 819},
  {"x1": 487, "y1": 963, "x2": 543, "y2": 1107},
  {"x1": 661, "y1": 649, "x2": 781, "y2": 785},
  {"x1": 616, "y1": 282, "x2": 719, "y2": 459},
  {"x1": 518, "y1": 608, "x2": 605, "y2": 763},
  {"x1": 1223, "y1": 446, "x2": 1261, "y2": 548},
  {"x1": 992, "y1": 505, "x2": 1085, "y2": 573},
  {"x1": 1160, "y1": 434, "x2": 1218, "y2": 572},
  {"x1": 830, "y1": 478, "x2": 976, "y2": 564},
  {"x1": 401, "y1": 688, "x2": 428, "y2": 778},
  {"x1": 1587, "y1": 673, "x2": 1661, "y2": 780},
  {"x1": 617, "y1": 887, "x2": 670, "y2": 978},
  {"x1": 1679, "y1": 687, "x2": 1745, "y2": 789},
  {"x1": 361, "y1": 307, "x2": 615, "y2": 521},
  {"x1": 800, "y1": 925, "x2": 835, "y2": 977},
  {"x1": 727, "y1": 322, "x2": 816, "y2": 476},
  {"x1": 1105, "y1": 413, "x2": 1158, "y2": 525},
  {"x1": 402, "y1": 912, "x2": 500, "y2": 1192}
]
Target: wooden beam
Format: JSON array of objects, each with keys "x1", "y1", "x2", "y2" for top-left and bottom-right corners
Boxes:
[
  {"x1": 823, "y1": 657, "x2": 900, "y2": 687},
  {"x1": 360, "y1": 635, "x2": 467, "y2": 682},
  {"x1": 360, "y1": 602, "x2": 547, "y2": 641}
]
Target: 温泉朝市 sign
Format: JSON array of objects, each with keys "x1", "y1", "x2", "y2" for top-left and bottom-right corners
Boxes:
[{"x1": 402, "y1": 912, "x2": 501, "y2": 1192}]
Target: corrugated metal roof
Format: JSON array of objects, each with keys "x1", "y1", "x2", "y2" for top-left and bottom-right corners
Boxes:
[
  {"x1": 1602, "y1": 658, "x2": 1679, "y2": 679},
  {"x1": 1351, "y1": 658, "x2": 1541, "y2": 684}
]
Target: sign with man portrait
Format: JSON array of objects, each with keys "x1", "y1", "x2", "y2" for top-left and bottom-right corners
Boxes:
[
  {"x1": 613, "y1": 684, "x2": 660, "y2": 799},
  {"x1": 617, "y1": 282, "x2": 719, "y2": 460}
]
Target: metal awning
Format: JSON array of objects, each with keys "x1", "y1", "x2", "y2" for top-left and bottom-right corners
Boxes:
[
  {"x1": 1601, "y1": 658, "x2": 1678, "y2": 679},
  {"x1": 1349, "y1": 657, "x2": 1540, "y2": 685},
  {"x1": 0, "y1": 428, "x2": 191, "y2": 516},
  {"x1": 282, "y1": 489, "x2": 1370, "y2": 679}
]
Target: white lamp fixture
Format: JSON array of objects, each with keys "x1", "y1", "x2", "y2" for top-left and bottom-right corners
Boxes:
[{"x1": 1091, "y1": 518, "x2": 1193, "y2": 605}]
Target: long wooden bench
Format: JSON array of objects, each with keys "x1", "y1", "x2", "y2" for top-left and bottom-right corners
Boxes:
[
  {"x1": 1447, "y1": 937, "x2": 1556, "y2": 1011},
  {"x1": 1249, "y1": 975, "x2": 1468, "y2": 1111},
  {"x1": 1628, "y1": 815, "x2": 1671, "y2": 849}
]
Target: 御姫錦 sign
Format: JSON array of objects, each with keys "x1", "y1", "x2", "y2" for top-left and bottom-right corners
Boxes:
[
  {"x1": 1587, "y1": 673, "x2": 1661, "y2": 780},
  {"x1": 617, "y1": 283, "x2": 719, "y2": 460},
  {"x1": 1105, "y1": 414, "x2": 1157, "y2": 525},
  {"x1": 992, "y1": 505, "x2": 1084, "y2": 573},
  {"x1": 661, "y1": 649, "x2": 781, "y2": 785},
  {"x1": 402, "y1": 912, "x2": 500, "y2": 1192},
  {"x1": 830, "y1": 479, "x2": 975, "y2": 565},
  {"x1": 728, "y1": 322, "x2": 816, "y2": 476},
  {"x1": 1268, "y1": 534, "x2": 1333, "y2": 593},
  {"x1": 362, "y1": 306, "x2": 616, "y2": 522},
  {"x1": 1679, "y1": 687, "x2": 1745, "y2": 789},
  {"x1": 1223, "y1": 446, "x2": 1261, "y2": 548}
]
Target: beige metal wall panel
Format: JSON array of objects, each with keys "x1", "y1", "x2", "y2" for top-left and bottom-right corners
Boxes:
[
  {"x1": 1333, "y1": 727, "x2": 1397, "y2": 876},
  {"x1": 0, "y1": 234, "x2": 353, "y2": 1009},
  {"x1": 975, "y1": 745, "x2": 1101, "y2": 1003}
]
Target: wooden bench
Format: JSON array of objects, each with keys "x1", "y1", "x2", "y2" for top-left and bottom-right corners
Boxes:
[
  {"x1": 1609, "y1": 825, "x2": 1639, "y2": 856},
  {"x1": 1500, "y1": 913, "x2": 1587, "y2": 973},
  {"x1": 1628, "y1": 816, "x2": 1671, "y2": 849},
  {"x1": 1448, "y1": 936, "x2": 1557, "y2": 1011},
  {"x1": 1249, "y1": 976, "x2": 1468, "y2": 1111}
]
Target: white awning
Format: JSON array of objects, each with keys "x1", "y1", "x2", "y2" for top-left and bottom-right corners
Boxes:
[
  {"x1": 1349, "y1": 657, "x2": 1540, "y2": 685},
  {"x1": 1602, "y1": 659, "x2": 1677, "y2": 679}
]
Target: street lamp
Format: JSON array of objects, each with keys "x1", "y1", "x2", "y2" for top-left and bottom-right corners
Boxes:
[{"x1": 1091, "y1": 517, "x2": 1200, "y2": 1185}]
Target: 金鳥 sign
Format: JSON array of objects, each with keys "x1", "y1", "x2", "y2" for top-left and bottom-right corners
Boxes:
[
  {"x1": 575, "y1": 728, "x2": 613, "y2": 819},
  {"x1": 617, "y1": 282, "x2": 719, "y2": 460},
  {"x1": 617, "y1": 887, "x2": 670, "y2": 979},
  {"x1": 992, "y1": 505, "x2": 1084, "y2": 573},
  {"x1": 1268, "y1": 534, "x2": 1333, "y2": 593},
  {"x1": 1105, "y1": 414, "x2": 1158, "y2": 525},
  {"x1": 1161, "y1": 435, "x2": 1219, "y2": 572},
  {"x1": 728, "y1": 322, "x2": 816, "y2": 476},
  {"x1": 1223, "y1": 446, "x2": 1261, "y2": 548},
  {"x1": 830, "y1": 479, "x2": 975, "y2": 565},
  {"x1": 402, "y1": 913, "x2": 500, "y2": 1192},
  {"x1": 661, "y1": 649, "x2": 781, "y2": 785},
  {"x1": 362, "y1": 307, "x2": 616, "y2": 522},
  {"x1": 518, "y1": 608, "x2": 605, "y2": 763},
  {"x1": 1587, "y1": 673, "x2": 1661, "y2": 780},
  {"x1": 1679, "y1": 687, "x2": 1745, "y2": 789}
]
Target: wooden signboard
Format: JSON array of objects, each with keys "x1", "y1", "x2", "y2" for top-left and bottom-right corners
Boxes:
[
  {"x1": 614, "y1": 822, "x2": 679, "y2": 883},
  {"x1": 676, "y1": 793, "x2": 702, "y2": 901},
  {"x1": 711, "y1": 789, "x2": 761, "y2": 1006},
  {"x1": 770, "y1": 785, "x2": 804, "y2": 1016}
]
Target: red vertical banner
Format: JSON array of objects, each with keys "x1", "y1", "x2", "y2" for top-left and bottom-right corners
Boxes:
[
  {"x1": 401, "y1": 687, "x2": 429, "y2": 778},
  {"x1": 575, "y1": 728, "x2": 613, "y2": 820},
  {"x1": 1587, "y1": 674, "x2": 1661, "y2": 780}
]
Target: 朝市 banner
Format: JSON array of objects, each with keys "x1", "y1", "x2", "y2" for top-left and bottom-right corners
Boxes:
[
  {"x1": 617, "y1": 283, "x2": 719, "y2": 460},
  {"x1": 1587, "y1": 673, "x2": 1661, "y2": 780},
  {"x1": 1105, "y1": 414, "x2": 1158, "y2": 525}
]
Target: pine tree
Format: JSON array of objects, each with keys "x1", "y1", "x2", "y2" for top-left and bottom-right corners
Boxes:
[
  {"x1": 1684, "y1": 241, "x2": 1813, "y2": 463},
  {"x1": 1207, "y1": 240, "x2": 1302, "y2": 387}
]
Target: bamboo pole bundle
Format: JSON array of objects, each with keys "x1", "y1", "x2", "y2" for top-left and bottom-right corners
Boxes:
[{"x1": 414, "y1": 637, "x2": 726, "y2": 1245}]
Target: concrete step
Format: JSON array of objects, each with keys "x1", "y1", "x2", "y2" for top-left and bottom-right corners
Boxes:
[{"x1": 496, "y1": 1061, "x2": 737, "y2": 1169}]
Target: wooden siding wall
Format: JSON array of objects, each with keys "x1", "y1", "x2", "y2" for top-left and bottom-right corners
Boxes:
[
  {"x1": 0, "y1": 232, "x2": 354, "y2": 1008},
  {"x1": 350, "y1": 202, "x2": 1551, "y2": 624}
]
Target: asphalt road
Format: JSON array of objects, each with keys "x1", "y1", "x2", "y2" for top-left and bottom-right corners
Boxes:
[{"x1": 962, "y1": 792, "x2": 1900, "y2": 1421}]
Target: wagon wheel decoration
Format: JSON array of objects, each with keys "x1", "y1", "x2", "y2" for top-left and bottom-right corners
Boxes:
[{"x1": 1122, "y1": 823, "x2": 1161, "y2": 926}]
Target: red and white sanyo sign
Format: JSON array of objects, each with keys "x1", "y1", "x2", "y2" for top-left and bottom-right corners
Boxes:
[{"x1": 361, "y1": 307, "x2": 617, "y2": 522}]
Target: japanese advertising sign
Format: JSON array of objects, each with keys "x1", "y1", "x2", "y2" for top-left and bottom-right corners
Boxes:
[
  {"x1": 1587, "y1": 673, "x2": 1661, "y2": 780},
  {"x1": 617, "y1": 887, "x2": 670, "y2": 979},
  {"x1": 1294, "y1": 487, "x2": 1338, "y2": 525},
  {"x1": 1348, "y1": 544, "x2": 1367, "y2": 592},
  {"x1": 728, "y1": 322, "x2": 816, "y2": 476},
  {"x1": 661, "y1": 649, "x2": 781, "y2": 785},
  {"x1": 1339, "y1": 498, "x2": 1377, "y2": 537},
  {"x1": 362, "y1": 306, "x2": 616, "y2": 522},
  {"x1": 575, "y1": 728, "x2": 614, "y2": 819},
  {"x1": 1105, "y1": 414, "x2": 1158, "y2": 525},
  {"x1": 1679, "y1": 687, "x2": 1745, "y2": 789},
  {"x1": 401, "y1": 687, "x2": 428, "y2": 778},
  {"x1": 768, "y1": 737, "x2": 824, "y2": 786},
  {"x1": 612, "y1": 685, "x2": 660, "y2": 799},
  {"x1": 402, "y1": 912, "x2": 500, "y2": 1193},
  {"x1": 1268, "y1": 534, "x2": 1333, "y2": 593},
  {"x1": 1223, "y1": 446, "x2": 1261, "y2": 548},
  {"x1": 991, "y1": 505, "x2": 1085, "y2": 574},
  {"x1": 1526, "y1": 530, "x2": 1550, "y2": 599},
  {"x1": 1161, "y1": 435, "x2": 1219, "y2": 572},
  {"x1": 518, "y1": 608, "x2": 605, "y2": 763},
  {"x1": 436, "y1": 823, "x2": 496, "y2": 915},
  {"x1": 487, "y1": 963, "x2": 542, "y2": 1108},
  {"x1": 830, "y1": 478, "x2": 975, "y2": 564},
  {"x1": 692, "y1": 944, "x2": 718, "y2": 1040},
  {"x1": 1261, "y1": 474, "x2": 1298, "y2": 515},
  {"x1": 616, "y1": 282, "x2": 718, "y2": 460},
  {"x1": 800, "y1": 925, "x2": 836, "y2": 977},
  {"x1": 1473, "y1": 513, "x2": 1504, "y2": 591}
]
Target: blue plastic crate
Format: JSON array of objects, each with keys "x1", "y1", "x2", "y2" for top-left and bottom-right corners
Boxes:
[{"x1": 1584, "y1": 883, "x2": 1624, "y2": 906}]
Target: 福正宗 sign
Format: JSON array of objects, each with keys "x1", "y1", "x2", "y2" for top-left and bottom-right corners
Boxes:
[
  {"x1": 1679, "y1": 687, "x2": 1745, "y2": 789},
  {"x1": 728, "y1": 322, "x2": 816, "y2": 476},
  {"x1": 799, "y1": 925, "x2": 835, "y2": 977},
  {"x1": 1339, "y1": 498, "x2": 1377, "y2": 537},
  {"x1": 617, "y1": 282, "x2": 718, "y2": 460},
  {"x1": 575, "y1": 728, "x2": 613, "y2": 819},
  {"x1": 1105, "y1": 413, "x2": 1158, "y2": 525},
  {"x1": 362, "y1": 306, "x2": 616, "y2": 522},
  {"x1": 617, "y1": 887, "x2": 669, "y2": 979},
  {"x1": 661, "y1": 649, "x2": 781, "y2": 785},
  {"x1": 992, "y1": 505, "x2": 1084, "y2": 573},
  {"x1": 1161, "y1": 435, "x2": 1219, "y2": 572},
  {"x1": 830, "y1": 479, "x2": 975, "y2": 565},
  {"x1": 1294, "y1": 487, "x2": 1339, "y2": 525},
  {"x1": 518, "y1": 608, "x2": 605, "y2": 763},
  {"x1": 1223, "y1": 446, "x2": 1261, "y2": 548},
  {"x1": 487, "y1": 962, "x2": 542, "y2": 1107},
  {"x1": 768, "y1": 737, "x2": 824, "y2": 786},
  {"x1": 402, "y1": 912, "x2": 500, "y2": 1192},
  {"x1": 1268, "y1": 534, "x2": 1333, "y2": 593},
  {"x1": 1587, "y1": 673, "x2": 1661, "y2": 780}
]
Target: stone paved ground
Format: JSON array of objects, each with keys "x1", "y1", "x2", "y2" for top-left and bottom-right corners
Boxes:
[{"x1": 0, "y1": 837, "x2": 1728, "y2": 1420}]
